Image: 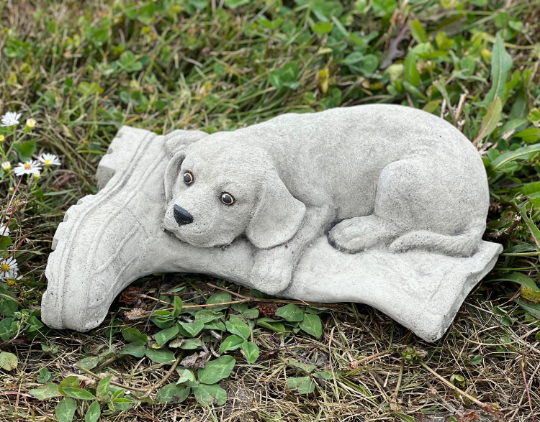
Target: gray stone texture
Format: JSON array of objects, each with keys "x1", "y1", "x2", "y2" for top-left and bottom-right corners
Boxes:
[{"x1": 41, "y1": 105, "x2": 502, "y2": 341}]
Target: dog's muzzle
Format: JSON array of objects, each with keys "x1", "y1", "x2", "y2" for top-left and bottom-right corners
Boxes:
[{"x1": 173, "y1": 205, "x2": 193, "y2": 225}]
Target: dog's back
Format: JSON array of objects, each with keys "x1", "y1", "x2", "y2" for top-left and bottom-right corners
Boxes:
[{"x1": 231, "y1": 105, "x2": 487, "y2": 221}]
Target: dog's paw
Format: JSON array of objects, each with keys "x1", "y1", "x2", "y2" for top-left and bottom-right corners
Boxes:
[
  {"x1": 329, "y1": 216, "x2": 396, "y2": 253},
  {"x1": 250, "y1": 248, "x2": 294, "y2": 295}
]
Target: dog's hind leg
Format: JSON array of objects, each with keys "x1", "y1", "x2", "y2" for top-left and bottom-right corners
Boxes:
[
  {"x1": 328, "y1": 214, "x2": 400, "y2": 253},
  {"x1": 329, "y1": 158, "x2": 439, "y2": 253}
]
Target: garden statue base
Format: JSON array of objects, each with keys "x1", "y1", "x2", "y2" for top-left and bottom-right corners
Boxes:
[{"x1": 41, "y1": 111, "x2": 502, "y2": 342}]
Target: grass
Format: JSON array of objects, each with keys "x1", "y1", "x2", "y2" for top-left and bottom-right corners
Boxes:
[{"x1": 1, "y1": 0, "x2": 540, "y2": 420}]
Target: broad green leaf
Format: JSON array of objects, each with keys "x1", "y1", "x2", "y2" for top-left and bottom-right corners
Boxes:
[
  {"x1": 37, "y1": 367, "x2": 52, "y2": 383},
  {"x1": 299, "y1": 313, "x2": 322, "y2": 339},
  {"x1": 29, "y1": 383, "x2": 62, "y2": 400},
  {"x1": 179, "y1": 320, "x2": 204, "y2": 337},
  {"x1": 76, "y1": 356, "x2": 100, "y2": 371},
  {"x1": 145, "y1": 348, "x2": 175, "y2": 364},
  {"x1": 527, "y1": 108, "x2": 540, "y2": 125},
  {"x1": 0, "y1": 352, "x2": 18, "y2": 371},
  {"x1": 481, "y1": 32, "x2": 513, "y2": 107},
  {"x1": 27, "y1": 315, "x2": 43, "y2": 332},
  {"x1": 242, "y1": 308, "x2": 259, "y2": 319},
  {"x1": 0, "y1": 284, "x2": 18, "y2": 316},
  {"x1": 409, "y1": 20, "x2": 428, "y2": 43},
  {"x1": 286, "y1": 376, "x2": 315, "y2": 394},
  {"x1": 471, "y1": 355, "x2": 483, "y2": 365},
  {"x1": 341, "y1": 52, "x2": 364, "y2": 66},
  {"x1": 269, "y1": 69, "x2": 282, "y2": 89},
  {"x1": 521, "y1": 286, "x2": 540, "y2": 304},
  {"x1": 198, "y1": 355, "x2": 236, "y2": 384},
  {"x1": 225, "y1": 315, "x2": 251, "y2": 340},
  {"x1": 231, "y1": 302, "x2": 248, "y2": 313},
  {"x1": 97, "y1": 375, "x2": 112, "y2": 397},
  {"x1": 358, "y1": 54, "x2": 379, "y2": 77},
  {"x1": 281, "y1": 61, "x2": 299, "y2": 82},
  {"x1": 0, "y1": 317, "x2": 18, "y2": 341},
  {"x1": 257, "y1": 320, "x2": 287, "y2": 334},
  {"x1": 0, "y1": 236, "x2": 12, "y2": 250},
  {"x1": 155, "y1": 325, "x2": 179, "y2": 347},
  {"x1": 372, "y1": 0, "x2": 397, "y2": 17},
  {"x1": 150, "y1": 310, "x2": 174, "y2": 329},
  {"x1": 13, "y1": 140, "x2": 36, "y2": 162},
  {"x1": 287, "y1": 358, "x2": 316, "y2": 374},
  {"x1": 58, "y1": 376, "x2": 79, "y2": 394},
  {"x1": 206, "y1": 292, "x2": 232, "y2": 311},
  {"x1": 315, "y1": 371, "x2": 333, "y2": 380},
  {"x1": 276, "y1": 304, "x2": 304, "y2": 322},
  {"x1": 119, "y1": 341, "x2": 146, "y2": 358},
  {"x1": 459, "y1": 56, "x2": 476, "y2": 77},
  {"x1": 488, "y1": 144, "x2": 540, "y2": 175},
  {"x1": 516, "y1": 297, "x2": 540, "y2": 319},
  {"x1": 204, "y1": 320, "x2": 226, "y2": 331},
  {"x1": 515, "y1": 128, "x2": 540, "y2": 144},
  {"x1": 157, "y1": 383, "x2": 190, "y2": 403},
  {"x1": 195, "y1": 309, "x2": 223, "y2": 324},
  {"x1": 475, "y1": 97, "x2": 502, "y2": 143},
  {"x1": 85, "y1": 401, "x2": 101, "y2": 422},
  {"x1": 63, "y1": 387, "x2": 96, "y2": 400},
  {"x1": 403, "y1": 52, "x2": 420, "y2": 87},
  {"x1": 491, "y1": 272, "x2": 539, "y2": 292},
  {"x1": 55, "y1": 398, "x2": 77, "y2": 422},
  {"x1": 219, "y1": 335, "x2": 244, "y2": 353},
  {"x1": 118, "y1": 51, "x2": 142, "y2": 72},
  {"x1": 172, "y1": 296, "x2": 183, "y2": 318},
  {"x1": 242, "y1": 341, "x2": 260, "y2": 364},
  {"x1": 312, "y1": 22, "x2": 332, "y2": 35},
  {"x1": 435, "y1": 31, "x2": 454, "y2": 50},
  {"x1": 193, "y1": 383, "x2": 227, "y2": 406},
  {"x1": 121, "y1": 327, "x2": 148, "y2": 344},
  {"x1": 180, "y1": 338, "x2": 203, "y2": 350},
  {"x1": 176, "y1": 368, "x2": 196, "y2": 384},
  {"x1": 77, "y1": 81, "x2": 103, "y2": 96}
]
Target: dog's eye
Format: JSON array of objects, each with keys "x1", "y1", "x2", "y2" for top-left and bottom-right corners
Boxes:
[
  {"x1": 221, "y1": 192, "x2": 235, "y2": 206},
  {"x1": 183, "y1": 172, "x2": 194, "y2": 185}
]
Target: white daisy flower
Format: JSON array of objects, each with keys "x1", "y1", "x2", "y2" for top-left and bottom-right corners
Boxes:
[
  {"x1": 1, "y1": 256, "x2": 18, "y2": 276},
  {"x1": 4, "y1": 269, "x2": 22, "y2": 285},
  {"x1": 14, "y1": 160, "x2": 42, "y2": 176},
  {"x1": 0, "y1": 225, "x2": 10, "y2": 237},
  {"x1": 1, "y1": 112, "x2": 21, "y2": 127},
  {"x1": 1, "y1": 161, "x2": 11, "y2": 172},
  {"x1": 39, "y1": 153, "x2": 61, "y2": 167}
]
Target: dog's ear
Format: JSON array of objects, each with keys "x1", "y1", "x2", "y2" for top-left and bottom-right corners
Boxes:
[
  {"x1": 164, "y1": 149, "x2": 187, "y2": 202},
  {"x1": 165, "y1": 130, "x2": 208, "y2": 156},
  {"x1": 246, "y1": 169, "x2": 306, "y2": 249}
]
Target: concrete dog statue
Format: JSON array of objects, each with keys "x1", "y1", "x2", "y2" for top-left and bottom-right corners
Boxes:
[{"x1": 162, "y1": 105, "x2": 489, "y2": 295}]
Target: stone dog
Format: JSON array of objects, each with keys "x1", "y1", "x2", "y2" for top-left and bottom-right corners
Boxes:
[{"x1": 162, "y1": 105, "x2": 489, "y2": 295}]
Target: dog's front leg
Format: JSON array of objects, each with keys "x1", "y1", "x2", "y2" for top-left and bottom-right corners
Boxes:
[{"x1": 251, "y1": 205, "x2": 336, "y2": 295}]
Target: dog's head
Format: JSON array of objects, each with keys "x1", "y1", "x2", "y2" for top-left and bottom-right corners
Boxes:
[{"x1": 163, "y1": 136, "x2": 306, "y2": 249}]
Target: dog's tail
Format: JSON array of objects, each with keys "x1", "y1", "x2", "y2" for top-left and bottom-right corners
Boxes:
[{"x1": 389, "y1": 220, "x2": 486, "y2": 257}]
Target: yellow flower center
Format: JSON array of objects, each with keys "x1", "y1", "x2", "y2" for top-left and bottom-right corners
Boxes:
[
  {"x1": 45, "y1": 159, "x2": 51, "y2": 164},
  {"x1": 24, "y1": 163, "x2": 31, "y2": 170},
  {"x1": 7, "y1": 279, "x2": 16, "y2": 286},
  {"x1": 1, "y1": 264, "x2": 10, "y2": 272}
]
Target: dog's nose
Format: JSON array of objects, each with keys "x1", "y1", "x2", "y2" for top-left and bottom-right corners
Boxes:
[{"x1": 173, "y1": 205, "x2": 193, "y2": 225}]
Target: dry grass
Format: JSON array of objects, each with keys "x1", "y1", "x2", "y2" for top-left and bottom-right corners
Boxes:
[{"x1": 1, "y1": 0, "x2": 540, "y2": 420}]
